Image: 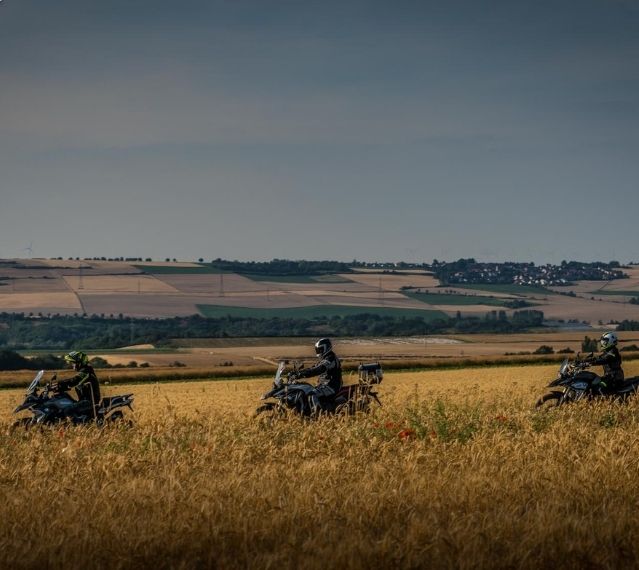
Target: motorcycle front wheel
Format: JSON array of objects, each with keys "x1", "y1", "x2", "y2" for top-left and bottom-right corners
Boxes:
[
  {"x1": 535, "y1": 392, "x2": 563, "y2": 410},
  {"x1": 9, "y1": 417, "x2": 35, "y2": 433},
  {"x1": 255, "y1": 403, "x2": 287, "y2": 426}
]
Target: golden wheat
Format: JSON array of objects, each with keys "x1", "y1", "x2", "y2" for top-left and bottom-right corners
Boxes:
[{"x1": 2, "y1": 362, "x2": 639, "y2": 569}]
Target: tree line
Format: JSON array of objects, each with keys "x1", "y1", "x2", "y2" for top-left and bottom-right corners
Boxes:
[
  {"x1": 209, "y1": 259, "x2": 353, "y2": 275},
  {"x1": 0, "y1": 311, "x2": 545, "y2": 350}
]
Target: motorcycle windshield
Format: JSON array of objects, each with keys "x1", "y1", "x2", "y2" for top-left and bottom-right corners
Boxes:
[
  {"x1": 26, "y1": 370, "x2": 44, "y2": 395},
  {"x1": 559, "y1": 359, "x2": 569, "y2": 377},
  {"x1": 274, "y1": 362, "x2": 285, "y2": 386}
]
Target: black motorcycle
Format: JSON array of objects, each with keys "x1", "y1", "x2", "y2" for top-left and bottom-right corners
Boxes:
[
  {"x1": 255, "y1": 361, "x2": 383, "y2": 420},
  {"x1": 12, "y1": 370, "x2": 134, "y2": 428},
  {"x1": 536, "y1": 355, "x2": 639, "y2": 409}
]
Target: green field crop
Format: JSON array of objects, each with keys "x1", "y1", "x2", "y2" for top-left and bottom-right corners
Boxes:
[
  {"x1": 134, "y1": 265, "x2": 225, "y2": 275},
  {"x1": 241, "y1": 274, "x2": 353, "y2": 284},
  {"x1": 452, "y1": 284, "x2": 553, "y2": 296},
  {"x1": 197, "y1": 304, "x2": 448, "y2": 320},
  {"x1": 403, "y1": 292, "x2": 511, "y2": 307},
  {"x1": 585, "y1": 290, "x2": 639, "y2": 296}
]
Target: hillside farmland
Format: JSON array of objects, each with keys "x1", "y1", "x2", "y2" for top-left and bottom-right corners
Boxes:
[{"x1": 1, "y1": 259, "x2": 639, "y2": 325}]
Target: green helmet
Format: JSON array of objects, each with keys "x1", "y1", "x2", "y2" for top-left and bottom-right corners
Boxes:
[{"x1": 64, "y1": 350, "x2": 89, "y2": 367}]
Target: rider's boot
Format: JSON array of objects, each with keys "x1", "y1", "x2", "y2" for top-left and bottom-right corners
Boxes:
[{"x1": 309, "y1": 393, "x2": 323, "y2": 417}]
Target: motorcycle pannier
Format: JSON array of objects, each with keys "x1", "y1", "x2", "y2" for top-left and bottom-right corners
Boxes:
[{"x1": 358, "y1": 362, "x2": 383, "y2": 384}]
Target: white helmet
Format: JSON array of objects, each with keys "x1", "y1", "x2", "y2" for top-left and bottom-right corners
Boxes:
[{"x1": 600, "y1": 332, "x2": 618, "y2": 350}]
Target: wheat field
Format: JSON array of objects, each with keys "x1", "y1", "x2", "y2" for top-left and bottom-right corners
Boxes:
[{"x1": 2, "y1": 362, "x2": 639, "y2": 569}]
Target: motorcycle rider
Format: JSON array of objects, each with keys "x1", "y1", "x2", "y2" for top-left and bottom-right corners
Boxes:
[
  {"x1": 53, "y1": 350, "x2": 101, "y2": 418},
  {"x1": 291, "y1": 338, "x2": 342, "y2": 415},
  {"x1": 587, "y1": 332, "x2": 624, "y2": 391}
]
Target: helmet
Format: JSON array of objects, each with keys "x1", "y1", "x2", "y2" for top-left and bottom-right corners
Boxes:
[
  {"x1": 600, "y1": 332, "x2": 618, "y2": 351},
  {"x1": 314, "y1": 338, "x2": 332, "y2": 358},
  {"x1": 64, "y1": 350, "x2": 89, "y2": 368}
]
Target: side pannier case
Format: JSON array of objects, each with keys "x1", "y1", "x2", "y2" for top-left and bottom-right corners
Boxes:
[{"x1": 358, "y1": 362, "x2": 383, "y2": 385}]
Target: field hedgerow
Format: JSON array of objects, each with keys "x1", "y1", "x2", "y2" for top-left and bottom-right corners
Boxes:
[{"x1": 1, "y1": 363, "x2": 639, "y2": 569}]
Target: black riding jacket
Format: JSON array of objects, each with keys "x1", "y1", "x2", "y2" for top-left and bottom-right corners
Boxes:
[
  {"x1": 59, "y1": 364, "x2": 101, "y2": 405},
  {"x1": 591, "y1": 346, "x2": 624, "y2": 383},
  {"x1": 298, "y1": 351, "x2": 343, "y2": 393}
]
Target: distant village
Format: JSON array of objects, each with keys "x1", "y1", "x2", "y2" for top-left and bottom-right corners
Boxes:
[
  {"x1": 357, "y1": 259, "x2": 627, "y2": 287},
  {"x1": 429, "y1": 260, "x2": 626, "y2": 287}
]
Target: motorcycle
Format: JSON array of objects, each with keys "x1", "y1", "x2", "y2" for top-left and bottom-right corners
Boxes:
[
  {"x1": 255, "y1": 361, "x2": 383, "y2": 420},
  {"x1": 12, "y1": 370, "x2": 134, "y2": 428},
  {"x1": 535, "y1": 355, "x2": 639, "y2": 409}
]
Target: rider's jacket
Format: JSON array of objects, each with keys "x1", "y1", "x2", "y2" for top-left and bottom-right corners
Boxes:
[
  {"x1": 591, "y1": 346, "x2": 624, "y2": 384},
  {"x1": 298, "y1": 351, "x2": 343, "y2": 393},
  {"x1": 59, "y1": 364, "x2": 101, "y2": 405}
]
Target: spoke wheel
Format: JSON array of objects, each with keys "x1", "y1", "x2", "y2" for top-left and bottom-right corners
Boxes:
[
  {"x1": 255, "y1": 404, "x2": 286, "y2": 426},
  {"x1": 535, "y1": 392, "x2": 563, "y2": 410}
]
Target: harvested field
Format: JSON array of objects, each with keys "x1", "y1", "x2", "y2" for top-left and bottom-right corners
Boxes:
[
  {"x1": 341, "y1": 272, "x2": 440, "y2": 290},
  {"x1": 62, "y1": 274, "x2": 179, "y2": 294},
  {"x1": 4, "y1": 363, "x2": 639, "y2": 569},
  {"x1": 0, "y1": 265, "x2": 60, "y2": 280},
  {"x1": 549, "y1": 269, "x2": 639, "y2": 297},
  {"x1": 38, "y1": 260, "x2": 143, "y2": 275},
  {"x1": 156, "y1": 272, "x2": 268, "y2": 294},
  {"x1": 427, "y1": 304, "x2": 514, "y2": 316},
  {"x1": 535, "y1": 294, "x2": 639, "y2": 323},
  {"x1": 0, "y1": 277, "x2": 69, "y2": 294},
  {"x1": 78, "y1": 293, "x2": 203, "y2": 318},
  {"x1": 0, "y1": 292, "x2": 81, "y2": 311}
]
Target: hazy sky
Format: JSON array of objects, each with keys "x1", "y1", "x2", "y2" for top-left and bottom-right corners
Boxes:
[{"x1": 1, "y1": 0, "x2": 638, "y2": 264}]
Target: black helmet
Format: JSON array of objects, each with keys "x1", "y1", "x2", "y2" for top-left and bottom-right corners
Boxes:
[{"x1": 314, "y1": 338, "x2": 332, "y2": 357}]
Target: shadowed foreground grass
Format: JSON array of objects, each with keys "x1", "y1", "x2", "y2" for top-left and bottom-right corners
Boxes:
[{"x1": 2, "y1": 365, "x2": 639, "y2": 569}]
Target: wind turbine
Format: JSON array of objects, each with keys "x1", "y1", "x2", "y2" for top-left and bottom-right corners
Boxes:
[{"x1": 22, "y1": 242, "x2": 34, "y2": 258}]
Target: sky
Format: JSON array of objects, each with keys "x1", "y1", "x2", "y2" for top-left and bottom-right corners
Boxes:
[{"x1": 0, "y1": 0, "x2": 638, "y2": 264}]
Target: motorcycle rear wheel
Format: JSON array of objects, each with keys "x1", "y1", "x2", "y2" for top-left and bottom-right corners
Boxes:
[{"x1": 104, "y1": 410, "x2": 134, "y2": 429}]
